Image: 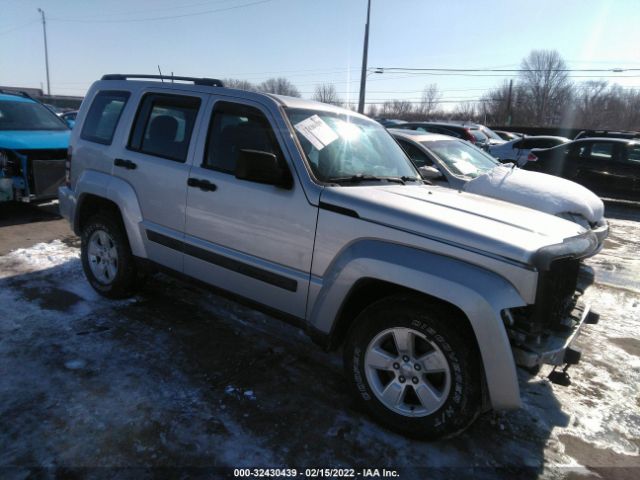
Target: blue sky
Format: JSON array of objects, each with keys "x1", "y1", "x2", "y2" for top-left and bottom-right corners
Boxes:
[{"x1": 1, "y1": 0, "x2": 639, "y2": 108}]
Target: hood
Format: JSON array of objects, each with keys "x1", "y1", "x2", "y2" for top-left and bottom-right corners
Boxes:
[
  {"x1": 320, "y1": 183, "x2": 586, "y2": 266},
  {"x1": 0, "y1": 130, "x2": 70, "y2": 150},
  {"x1": 463, "y1": 165, "x2": 604, "y2": 224}
]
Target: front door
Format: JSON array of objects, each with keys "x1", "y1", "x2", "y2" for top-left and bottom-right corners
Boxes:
[{"x1": 183, "y1": 98, "x2": 317, "y2": 318}]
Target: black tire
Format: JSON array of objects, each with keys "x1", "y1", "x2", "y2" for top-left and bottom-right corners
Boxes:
[
  {"x1": 344, "y1": 294, "x2": 482, "y2": 439},
  {"x1": 81, "y1": 212, "x2": 139, "y2": 299}
]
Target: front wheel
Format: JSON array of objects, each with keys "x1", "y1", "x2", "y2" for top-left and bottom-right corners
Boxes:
[{"x1": 344, "y1": 295, "x2": 482, "y2": 439}]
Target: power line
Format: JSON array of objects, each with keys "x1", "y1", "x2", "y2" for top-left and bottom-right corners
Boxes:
[
  {"x1": 0, "y1": 19, "x2": 38, "y2": 36},
  {"x1": 49, "y1": 0, "x2": 274, "y2": 23},
  {"x1": 377, "y1": 66, "x2": 640, "y2": 73},
  {"x1": 56, "y1": 0, "x2": 242, "y2": 20}
]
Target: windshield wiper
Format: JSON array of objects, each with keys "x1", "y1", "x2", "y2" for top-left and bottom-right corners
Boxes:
[
  {"x1": 400, "y1": 176, "x2": 425, "y2": 183},
  {"x1": 328, "y1": 174, "x2": 406, "y2": 185}
]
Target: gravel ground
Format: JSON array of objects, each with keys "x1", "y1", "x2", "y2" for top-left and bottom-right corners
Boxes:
[{"x1": 0, "y1": 203, "x2": 638, "y2": 479}]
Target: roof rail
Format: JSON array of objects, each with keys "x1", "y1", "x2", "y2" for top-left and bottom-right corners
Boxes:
[{"x1": 101, "y1": 74, "x2": 224, "y2": 87}]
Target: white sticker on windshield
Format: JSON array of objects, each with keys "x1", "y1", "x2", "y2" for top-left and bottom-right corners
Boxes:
[
  {"x1": 453, "y1": 160, "x2": 477, "y2": 175},
  {"x1": 294, "y1": 114, "x2": 339, "y2": 151}
]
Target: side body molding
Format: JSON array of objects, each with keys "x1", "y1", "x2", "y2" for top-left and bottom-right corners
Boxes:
[
  {"x1": 308, "y1": 240, "x2": 527, "y2": 409},
  {"x1": 73, "y1": 170, "x2": 147, "y2": 258}
]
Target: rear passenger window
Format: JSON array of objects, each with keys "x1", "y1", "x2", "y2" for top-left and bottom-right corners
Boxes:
[
  {"x1": 204, "y1": 101, "x2": 282, "y2": 173},
  {"x1": 627, "y1": 145, "x2": 640, "y2": 163},
  {"x1": 591, "y1": 143, "x2": 613, "y2": 159},
  {"x1": 128, "y1": 93, "x2": 200, "y2": 162},
  {"x1": 80, "y1": 90, "x2": 130, "y2": 144}
]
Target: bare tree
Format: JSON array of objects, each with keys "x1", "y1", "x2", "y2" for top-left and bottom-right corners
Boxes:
[
  {"x1": 419, "y1": 83, "x2": 442, "y2": 118},
  {"x1": 617, "y1": 87, "x2": 640, "y2": 130},
  {"x1": 518, "y1": 50, "x2": 573, "y2": 126},
  {"x1": 479, "y1": 81, "x2": 515, "y2": 125},
  {"x1": 449, "y1": 101, "x2": 478, "y2": 121},
  {"x1": 257, "y1": 77, "x2": 301, "y2": 97},
  {"x1": 380, "y1": 100, "x2": 414, "y2": 118},
  {"x1": 222, "y1": 78, "x2": 257, "y2": 91},
  {"x1": 366, "y1": 104, "x2": 379, "y2": 118},
  {"x1": 312, "y1": 83, "x2": 343, "y2": 106}
]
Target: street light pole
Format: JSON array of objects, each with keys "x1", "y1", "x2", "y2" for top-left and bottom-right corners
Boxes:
[
  {"x1": 37, "y1": 8, "x2": 51, "y2": 96},
  {"x1": 357, "y1": 0, "x2": 371, "y2": 114}
]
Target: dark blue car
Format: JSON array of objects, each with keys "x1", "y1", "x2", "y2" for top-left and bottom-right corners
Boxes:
[{"x1": 0, "y1": 91, "x2": 71, "y2": 203}]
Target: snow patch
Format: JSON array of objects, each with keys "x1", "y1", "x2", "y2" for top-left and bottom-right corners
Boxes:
[
  {"x1": 464, "y1": 165, "x2": 604, "y2": 224},
  {"x1": 0, "y1": 239, "x2": 79, "y2": 279}
]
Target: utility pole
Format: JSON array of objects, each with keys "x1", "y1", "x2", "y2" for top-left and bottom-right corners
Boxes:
[
  {"x1": 37, "y1": 8, "x2": 51, "y2": 96},
  {"x1": 357, "y1": 0, "x2": 371, "y2": 114},
  {"x1": 505, "y1": 79, "x2": 513, "y2": 126}
]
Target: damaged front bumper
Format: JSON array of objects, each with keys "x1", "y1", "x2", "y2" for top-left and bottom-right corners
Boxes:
[{"x1": 511, "y1": 302, "x2": 595, "y2": 369}]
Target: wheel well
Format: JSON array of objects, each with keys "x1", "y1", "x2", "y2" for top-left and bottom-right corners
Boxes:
[
  {"x1": 328, "y1": 278, "x2": 478, "y2": 352},
  {"x1": 77, "y1": 194, "x2": 123, "y2": 233}
]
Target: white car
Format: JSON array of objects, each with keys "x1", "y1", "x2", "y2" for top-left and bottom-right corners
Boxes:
[{"x1": 489, "y1": 136, "x2": 570, "y2": 166}]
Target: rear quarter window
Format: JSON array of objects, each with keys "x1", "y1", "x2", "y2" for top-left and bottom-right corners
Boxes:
[
  {"x1": 80, "y1": 90, "x2": 130, "y2": 145},
  {"x1": 470, "y1": 130, "x2": 487, "y2": 142}
]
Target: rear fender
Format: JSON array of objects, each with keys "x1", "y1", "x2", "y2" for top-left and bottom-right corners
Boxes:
[{"x1": 74, "y1": 170, "x2": 147, "y2": 258}]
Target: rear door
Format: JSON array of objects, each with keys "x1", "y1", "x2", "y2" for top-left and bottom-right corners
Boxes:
[
  {"x1": 618, "y1": 143, "x2": 640, "y2": 200},
  {"x1": 113, "y1": 89, "x2": 207, "y2": 272},
  {"x1": 182, "y1": 97, "x2": 316, "y2": 318}
]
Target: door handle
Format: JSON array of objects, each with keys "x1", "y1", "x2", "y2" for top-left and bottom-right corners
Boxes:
[
  {"x1": 114, "y1": 158, "x2": 137, "y2": 170},
  {"x1": 187, "y1": 177, "x2": 217, "y2": 192}
]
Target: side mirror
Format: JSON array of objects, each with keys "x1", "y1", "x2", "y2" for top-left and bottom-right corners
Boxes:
[
  {"x1": 418, "y1": 165, "x2": 443, "y2": 180},
  {"x1": 65, "y1": 119, "x2": 75, "y2": 129},
  {"x1": 236, "y1": 149, "x2": 292, "y2": 188}
]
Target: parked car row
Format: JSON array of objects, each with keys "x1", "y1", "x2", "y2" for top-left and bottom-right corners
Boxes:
[
  {"x1": 389, "y1": 129, "x2": 606, "y2": 232},
  {"x1": 384, "y1": 118, "x2": 639, "y2": 202},
  {"x1": 392, "y1": 121, "x2": 498, "y2": 151}
]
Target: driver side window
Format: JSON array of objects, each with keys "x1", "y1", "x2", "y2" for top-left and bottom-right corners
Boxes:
[
  {"x1": 398, "y1": 140, "x2": 433, "y2": 168},
  {"x1": 204, "y1": 101, "x2": 282, "y2": 174}
]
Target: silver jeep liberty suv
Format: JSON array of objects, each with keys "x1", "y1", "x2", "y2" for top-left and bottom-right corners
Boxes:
[{"x1": 59, "y1": 74, "x2": 604, "y2": 439}]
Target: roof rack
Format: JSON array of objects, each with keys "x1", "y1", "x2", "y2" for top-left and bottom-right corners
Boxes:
[{"x1": 101, "y1": 74, "x2": 224, "y2": 87}]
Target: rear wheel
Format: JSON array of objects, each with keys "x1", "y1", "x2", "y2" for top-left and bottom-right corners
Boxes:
[
  {"x1": 344, "y1": 295, "x2": 482, "y2": 439},
  {"x1": 81, "y1": 213, "x2": 139, "y2": 298}
]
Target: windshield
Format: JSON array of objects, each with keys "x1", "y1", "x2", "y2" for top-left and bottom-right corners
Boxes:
[
  {"x1": 286, "y1": 108, "x2": 419, "y2": 183},
  {"x1": 422, "y1": 139, "x2": 499, "y2": 178},
  {"x1": 0, "y1": 100, "x2": 68, "y2": 131}
]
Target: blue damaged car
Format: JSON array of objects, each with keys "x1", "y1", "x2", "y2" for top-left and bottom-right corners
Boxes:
[{"x1": 0, "y1": 91, "x2": 70, "y2": 203}]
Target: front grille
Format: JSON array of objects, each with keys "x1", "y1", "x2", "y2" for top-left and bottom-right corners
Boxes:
[
  {"x1": 512, "y1": 258, "x2": 580, "y2": 337},
  {"x1": 15, "y1": 149, "x2": 67, "y2": 198}
]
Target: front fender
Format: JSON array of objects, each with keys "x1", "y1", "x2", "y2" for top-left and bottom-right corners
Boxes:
[
  {"x1": 308, "y1": 240, "x2": 527, "y2": 409},
  {"x1": 74, "y1": 170, "x2": 147, "y2": 258}
]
